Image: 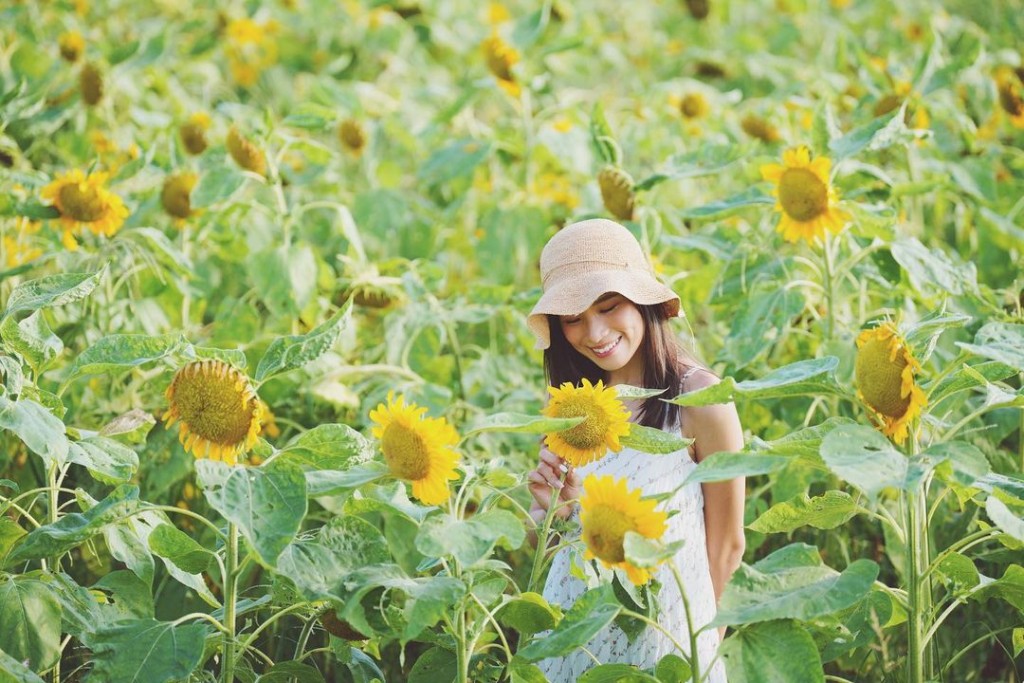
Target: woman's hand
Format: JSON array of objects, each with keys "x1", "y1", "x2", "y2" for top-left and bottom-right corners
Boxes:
[{"x1": 527, "y1": 446, "x2": 582, "y2": 522}]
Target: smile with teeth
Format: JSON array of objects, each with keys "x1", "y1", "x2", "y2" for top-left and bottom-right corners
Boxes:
[{"x1": 591, "y1": 336, "x2": 621, "y2": 357}]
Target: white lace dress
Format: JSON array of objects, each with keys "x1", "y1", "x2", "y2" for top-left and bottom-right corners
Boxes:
[{"x1": 537, "y1": 412, "x2": 727, "y2": 682}]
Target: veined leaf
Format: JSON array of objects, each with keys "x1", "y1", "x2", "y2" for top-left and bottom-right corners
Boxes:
[
  {"x1": 1, "y1": 269, "x2": 105, "y2": 322},
  {"x1": 255, "y1": 299, "x2": 353, "y2": 382},
  {"x1": 196, "y1": 458, "x2": 307, "y2": 567},
  {"x1": 712, "y1": 543, "x2": 878, "y2": 626},
  {"x1": 668, "y1": 357, "x2": 843, "y2": 407}
]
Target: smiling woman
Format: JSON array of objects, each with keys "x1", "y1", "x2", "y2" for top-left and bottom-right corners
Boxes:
[{"x1": 525, "y1": 219, "x2": 745, "y2": 681}]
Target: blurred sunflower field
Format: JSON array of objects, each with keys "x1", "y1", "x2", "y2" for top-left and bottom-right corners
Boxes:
[{"x1": 2, "y1": 0, "x2": 1024, "y2": 680}]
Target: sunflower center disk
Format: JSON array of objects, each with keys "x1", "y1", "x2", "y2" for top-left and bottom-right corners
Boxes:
[
  {"x1": 59, "y1": 182, "x2": 108, "y2": 222},
  {"x1": 557, "y1": 398, "x2": 610, "y2": 451},
  {"x1": 381, "y1": 423, "x2": 432, "y2": 481},
  {"x1": 583, "y1": 504, "x2": 634, "y2": 563},
  {"x1": 174, "y1": 374, "x2": 256, "y2": 445},
  {"x1": 856, "y1": 337, "x2": 911, "y2": 417},
  {"x1": 779, "y1": 167, "x2": 828, "y2": 222}
]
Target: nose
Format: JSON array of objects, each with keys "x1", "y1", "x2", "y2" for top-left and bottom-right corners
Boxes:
[{"x1": 583, "y1": 316, "x2": 608, "y2": 346}]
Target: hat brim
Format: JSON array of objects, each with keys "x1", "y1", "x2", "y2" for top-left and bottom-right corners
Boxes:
[{"x1": 527, "y1": 270, "x2": 682, "y2": 350}]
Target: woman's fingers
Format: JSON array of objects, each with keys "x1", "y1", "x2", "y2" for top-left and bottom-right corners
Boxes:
[{"x1": 533, "y1": 462, "x2": 564, "y2": 489}]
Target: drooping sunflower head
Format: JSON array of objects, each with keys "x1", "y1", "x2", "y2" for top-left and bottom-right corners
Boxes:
[
  {"x1": 580, "y1": 474, "x2": 668, "y2": 585},
  {"x1": 741, "y1": 114, "x2": 781, "y2": 143},
  {"x1": 40, "y1": 169, "x2": 129, "y2": 238},
  {"x1": 59, "y1": 31, "x2": 85, "y2": 62},
  {"x1": 180, "y1": 113, "x2": 211, "y2": 155},
  {"x1": 80, "y1": 61, "x2": 103, "y2": 106},
  {"x1": 226, "y1": 126, "x2": 266, "y2": 176},
  {"x1": 482, "y1": 33, "x2": 520, "y2": 96},
  {"x1": 338, "y1": 118, "x2": 367, "y2": 155},
  {"x1": 855, "y1": 321, "x2": 927, "y2": 446},
  {"x1": 541, "y1": 378, "x2": 631, "y2": 467},
  {"x1": 161, "y1": 172, "x2": 198, "y2": 220},
  {"x1": 760, "y1": 146, "x2": 848, "y2": 245},
  {"x1": 164, "y1": 360, "x2": 263, "y2": 466},
  {"x1": 369, "y1": 392, "x2": 460, "y2": 505},
  {"x1": 598, "y1": 165, "x2": 636, "y2": 221}
]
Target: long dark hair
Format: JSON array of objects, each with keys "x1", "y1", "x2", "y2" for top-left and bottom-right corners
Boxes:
[{"x1": 543, "y1": 300, "x2": 706, "y2": 429}]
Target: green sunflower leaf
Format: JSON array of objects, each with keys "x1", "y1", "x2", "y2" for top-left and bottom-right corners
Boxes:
[
  {"x1": 668, "y1": 357, "x2": 843, "y2": 406},
  {"x1": 255, "y1": 299, "x2": 353, "y2": 383},
  {"x1": 462, "y1": 412, "x2": 584, "y2": 438},
  {"x1": 1, "y1": 268, "x2": 106, "y2": 322}
]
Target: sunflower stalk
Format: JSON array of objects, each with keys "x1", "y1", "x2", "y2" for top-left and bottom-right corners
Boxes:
[
  {"x1": 221, "y1": 522, "x2": 240, "y2": 683},
  {"x1": 526, "y1": 470, "x2": 569, "y2": 594},
  {"x1": 903, "y1": 432, "x2": 934, "y2": 683}
]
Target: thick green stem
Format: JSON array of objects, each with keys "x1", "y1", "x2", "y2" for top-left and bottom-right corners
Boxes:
[
  {"x1": 905, "y1": 488, "x2": 933, "y2": 683},
  {"x1": 222, "y1": 523, "x2": 239, "y2": 683},
  {"x1": 452, "y1": 610, "x2": 469, "y2": 683},
  {"x1": 527, "y1": 475, "x2": 568, "y2": 593}
]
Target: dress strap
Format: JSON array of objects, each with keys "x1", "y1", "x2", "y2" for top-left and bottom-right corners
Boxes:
[{"x1": 679, "y1": 365, "x2": 705, "y2": 389}]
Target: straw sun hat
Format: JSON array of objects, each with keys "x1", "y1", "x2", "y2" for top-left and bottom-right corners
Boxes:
[{"x1": 527, "y1": 218, "x2": 683, "y2": 350}]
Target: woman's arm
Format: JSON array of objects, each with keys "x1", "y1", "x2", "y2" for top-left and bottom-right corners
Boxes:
[{"x1": 681, "y1": 372, "x2": 746, "y2": 639}]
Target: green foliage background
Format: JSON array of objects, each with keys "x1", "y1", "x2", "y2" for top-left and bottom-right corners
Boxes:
[{"x1": 1, "y1": 0, "x2": 1024, "y2": 681}]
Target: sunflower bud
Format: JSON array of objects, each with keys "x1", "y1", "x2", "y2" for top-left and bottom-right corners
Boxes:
[
  {"x1": 226, "y1": 126, "x2": 266, "y2": 176},
  {"x1": 80, "y1": 62, "x2": 104, "y2": 106},
  {"x1": 741, "y1": 114, "x2": 781, "y2": 143},
  {"x1": 179, "y1": 113, "x2": 211, "y2": 155},
  {"x1": 338, "y1": 118, "x2": 367, "y2": 155},
  {"x1": 161, "y1": 172, "x2": 198, "y2": 220},
  {"x1": 59, "y1": 31, "x2": 85, "y2": 62},
  {"x1": 598, "y1": 165, "x2": 636, "y2": 221}
]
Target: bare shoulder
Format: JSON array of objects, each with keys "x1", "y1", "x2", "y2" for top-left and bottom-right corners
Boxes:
[{"x1": 678, "y1": 367, "x2": 744, "y2": 462}]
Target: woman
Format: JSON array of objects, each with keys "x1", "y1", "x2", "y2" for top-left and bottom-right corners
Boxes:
[{"x1": 525, "y1": 218, "x2": 745, "y2": 681}]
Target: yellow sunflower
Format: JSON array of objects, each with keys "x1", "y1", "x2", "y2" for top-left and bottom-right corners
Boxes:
[
  {"x1": 164, "y1": 360, "x2": 263, "y2": 466},
  {"x1": 761, "y1": 146, "x2": 849, "y2": 245},
  {"x1": 855, "y1": 322, "x2": 927, "y2": 446},
  {"x1": 59, "y1": 31, "x2": 85, "y2": 62},
  {"x1": 580, "y1": 474, "x2": 668, "y2": 585},
  {"x1": 161, "y1": 172, "x2": 198, "y2": 220},
  {"x1": 482, "y1": 33, "x2": 520, "y2": 97},
  {"x1": 741, "y1": 114, "x2": 781, "y2": 143},
  {"x1": 369, "y1": 392, "x2": 460, "y2": 505},
  {"x1": 180, "y1": 113, "x2": 211, "y2": 155},
  {"x1": 541, "y1": 378, "x2": 631, "y2": 467},
  {"x1": 40, "y1": 169, "x2": 129, "y2": 245},
  {"x1": 677, "y1": 92, "x2": 709, "y2": 119},
  {"x1": 338, "y1": 118, "x2": 367, "y2": 156}
]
